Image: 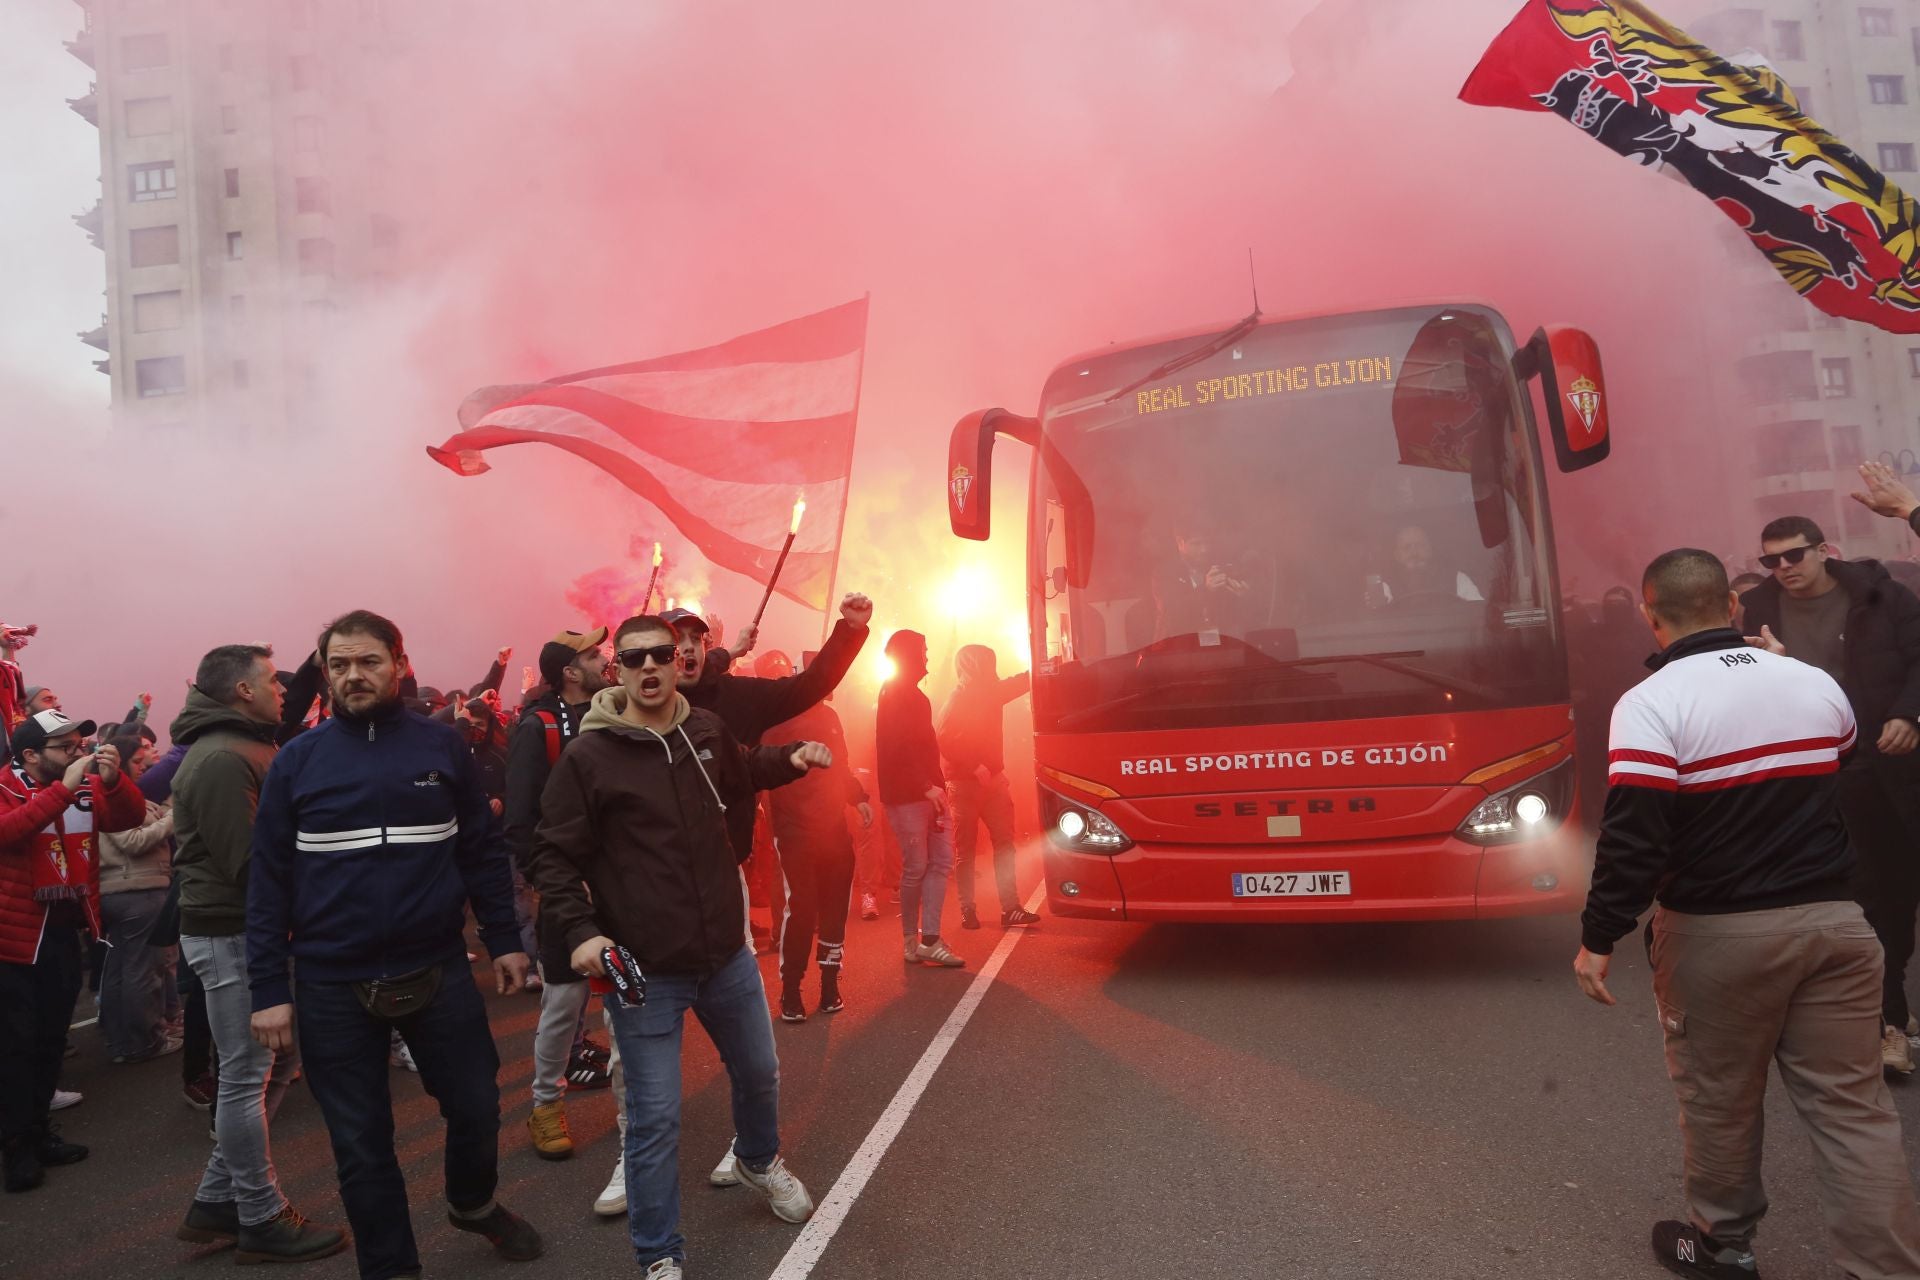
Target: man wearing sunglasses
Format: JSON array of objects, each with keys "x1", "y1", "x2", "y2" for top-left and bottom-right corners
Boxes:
[
  {"x1": 1740, "y1": 515, "x2": 1920, "y2": 1075},
  {"x1": 527, "y1": 615, "x2": 830, "y2": 1280}
]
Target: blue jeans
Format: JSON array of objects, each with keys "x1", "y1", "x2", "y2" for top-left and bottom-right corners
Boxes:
[
  {"x1": 183, "y1": 933, "x2": 297, "y2": 1227},
  {"x1": 886, "y1": 800, "x2": 954, "y2": 940},
  {"x1": 296, "y1": 963, "x2": 501, "y2": 1280},
  {"x1": 605, "y1": 945, "x2": 781, "y2": 1267}
]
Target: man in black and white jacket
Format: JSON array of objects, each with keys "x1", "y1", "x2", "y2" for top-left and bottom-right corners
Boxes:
[{"x1": 1575, "y1": 548, "x2": 1920, "y2": 1280}]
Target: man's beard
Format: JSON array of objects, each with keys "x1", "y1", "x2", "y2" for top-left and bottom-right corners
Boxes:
[{"x1": 332, "y1": 685, "x2": 400, "y2": 719}]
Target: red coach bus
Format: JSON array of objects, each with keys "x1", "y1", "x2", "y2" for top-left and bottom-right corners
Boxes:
[{"x1": 947, "y1": 303, "x2": 1613, "y2": 921}]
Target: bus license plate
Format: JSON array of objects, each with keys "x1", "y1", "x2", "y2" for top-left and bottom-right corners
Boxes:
[{"x1": 1232, "y1": 871, "x2": 1351, "y2": 898}]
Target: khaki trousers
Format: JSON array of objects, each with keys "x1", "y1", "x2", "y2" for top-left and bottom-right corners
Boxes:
[{"x1": 1651, "y1": 901, "x2": 1920, "y2": 1280}]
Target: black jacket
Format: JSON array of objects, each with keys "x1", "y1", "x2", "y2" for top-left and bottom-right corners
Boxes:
[
  {"x1": 1740, "y1": 559, "x2": 1920, "y2": 753},
  {"x1": 877, "y1": 680, "x2": 945, "y2": 805},
  {"x1": 527, "y1": 690, "x2": 804, "y2": 975},
  {"x1": 683, "y1": 618, "x2": 868, "y2": 856},
  {"x1": 502, "y1": 692, "x2": 589, "y2": 873}
]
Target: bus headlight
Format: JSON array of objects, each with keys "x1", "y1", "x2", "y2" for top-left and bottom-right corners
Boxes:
[
  {"x1": 1457, "y1": 760, "x2": 1573, "y2": 846},
  {"x1": 1040, "y1": 786, "x2": 1133, "y2": 854}
]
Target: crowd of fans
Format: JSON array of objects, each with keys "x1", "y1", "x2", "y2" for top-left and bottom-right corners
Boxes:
[{"x1": 0, "y1": 583, "x2": 1037, "y2": 1279}]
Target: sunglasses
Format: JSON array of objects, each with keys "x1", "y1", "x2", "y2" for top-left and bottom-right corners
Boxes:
[
  {"x1": 616, "y1": 644, "x2": 680, "y2": 670},
  {"x1": 1760, "y1": 545, "x2": 1818, "y2": 570}
]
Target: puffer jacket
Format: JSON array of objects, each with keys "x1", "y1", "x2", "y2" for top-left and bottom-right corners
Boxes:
[
  {"x1": 98, "y1": 799, "x2": 174, "y2": 895},
  {"x1": 527, "y1": 688, "x2": 805, "y2": 976},
  {"x1": 0, "y1": 765, "x2": 146, "y2": 965}
]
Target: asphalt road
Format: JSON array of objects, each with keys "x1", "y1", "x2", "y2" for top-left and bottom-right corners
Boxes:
[{"x1": 6, "y1": 852, "x2": 1919, "y2": 1280}]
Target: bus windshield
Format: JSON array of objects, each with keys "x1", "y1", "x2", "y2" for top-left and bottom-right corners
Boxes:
[{"x1": 1030, "y1": 305, "x2": 1567, "y2": 735}]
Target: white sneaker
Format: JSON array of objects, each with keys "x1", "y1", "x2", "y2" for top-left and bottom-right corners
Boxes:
[
  {"x1": 709, "y1": 1138, "x2": 740, "y2": 1187},
  {"x1": 643, "y1": 1259, "x2": 683, "y2": 1280},
  {"x1": 389, "y1": 1031, "x2": 419, "y2": 1073},
  {"x1": 594, "y1": 1157, "x2": 627, "y2": 1217},
  {"x1": 49, "y1": 1089, "x2": 81, "y2": 1112},
  {"x1": 734, "y1": 1153, "x2": 814, "y2": 1223}
]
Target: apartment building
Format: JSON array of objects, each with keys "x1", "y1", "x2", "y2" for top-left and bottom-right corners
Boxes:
[
  {"x1": 1693, "y1": 2, "x2": 1920, "y2": 559},
  {"x1": 66, "y1": 0, "x2": 407, "y2": 437}
]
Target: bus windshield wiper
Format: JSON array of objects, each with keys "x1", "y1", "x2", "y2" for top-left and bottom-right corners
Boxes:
[
  {"x1": 1097, "y1": 309, "x2": 1262, "y2": 408},
  {"x1": 1272, "y1": 652, "x2": 1505, "y2": 704}
]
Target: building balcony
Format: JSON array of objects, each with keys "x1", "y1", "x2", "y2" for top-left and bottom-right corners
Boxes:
[
  {"x1": 93, "y1": 358, "x2": 109, "y2": 377},
  {"x1": 79, "y1": 318, "x2": 107, "y2": 352},
  {"x1": 72, "y1": 199, "x2": 101, "y2": 248},
  {"x1": 67, "y1": 84, "x2": 97, "y2": 127},
  {"x1": 65, "y1": 30, "x2": 94, "y2": 68}
]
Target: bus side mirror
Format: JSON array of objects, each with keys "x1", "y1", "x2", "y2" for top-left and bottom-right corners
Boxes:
[
  {"x1": 948, "y1": 408, "x2": 1039, "y2": 541},
  {"x1": 1520, "y1": 326, "x2": 1611, "y2": 473}
]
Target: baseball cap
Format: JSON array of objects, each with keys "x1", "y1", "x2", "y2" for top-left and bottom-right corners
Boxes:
[
  {"x1": 10, "y1": 709, "x2": 97, "y2": 758},
  {"x1": 658, "y1": 609, "x2": 709, "y2": 637},
  {"x1": 549, "y1": 626, "x2": 609, "y2": 652}
]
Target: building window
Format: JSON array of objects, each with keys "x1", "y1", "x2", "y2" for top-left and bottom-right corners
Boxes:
[
  {"x1": 218, "y1": 43, "x2": 234, "y2": 72},
  {"x1": 370, "y1": 214, "x2": 399, "y2": 249},
  {"x1": 1832, "y1": 424, "x2": 1864, "y2": 469},
  {"x1": 221, "y1": 105, "x2": 239, "y2": 133},
  {"x1": 128, "y1": 160, "x2": 176, "y2": 202},
  {"x1": 294, "y1": 115, "x2": 322, "y2": 152},
  {"x1": 1864, "y1": 7, "x2": 1896, "y2": 36},
  {"x1": 1881, "y1": 142, "x2": 1917, "y2": 172},
  {"x1": 124, "y1": 96, "x2": 173, "y2": 138},
  {"x1": 1739, "y1": 349, "x2": 1817, "y2": 403},
  {"x1": 1913, "y1": 26, "x2": 1920, "y2": 66},
  {"x1": 295, "y1": 176, "x2": 330, "y2": 215},
  {"x1": 226, "y1": 230, "x2": 243, "y2": 260},
  {"x1": 291, "y1": 55, "x2": 319, "y2": 91},
  {"x1": 230, "y1": 294, "x2": 246, "y2": 321},
  {"x1": 1773, "y1": 20, "x2": 1804, "y2": 60},
  {"x1": 129, "y1": 225, "x2": 180, "y2": 267},
  {"x1": 224, "y1": 167, "x2": 239, "y2": 197},
  {"x1": 132, "y1": 290, "x2": 183, "y2": 333},
  {"x1": 1755, "y1": 420, "x2": 1830, "y2": 475},
  {"x1": 121, "y1": 33, "x2": 170, "y2": 69},
  {"x1": 1821, "y1": 357, "x2": 1856, "y2": 398},
  {"x1": 232, "y1": 359, "x2": 250, "y2": 389},
  {"x1": 1910, "y1": 348, "x2": 1920, "y2": 377},
  {"x1": 135, "y1": 355, "x2": 187, "y2": 398},
  {"x1": 1871, "y1": 75, "x2": 1908, "y2": 104},
  {"x1": 298, "y1": 237, "x2": 335, "y2": 275}
]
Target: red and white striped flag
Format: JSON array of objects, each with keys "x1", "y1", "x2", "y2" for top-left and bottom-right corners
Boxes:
[{"x1": 428, "y1": 299, "x2": 866, "y2": 610}]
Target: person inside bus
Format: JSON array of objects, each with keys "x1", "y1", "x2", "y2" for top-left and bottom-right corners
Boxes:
[
  {"x1": 1153, "y1": 521, "x2": 1252, "y2": 640},
  {"x1": 1364, "y1": 524, "x2": 1484, "y2": 609}
]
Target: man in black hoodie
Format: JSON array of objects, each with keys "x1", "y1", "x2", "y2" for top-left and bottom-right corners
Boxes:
[
  {"x1": 528, "y1": 614, "x2": 828, "y2": 1279},
  {"x1": 1740, "y1": 515, "x2": 1920, "y2": 1074}
]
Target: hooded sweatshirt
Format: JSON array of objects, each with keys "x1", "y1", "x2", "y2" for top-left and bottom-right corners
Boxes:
[
  {"x1": 527, "y1": 686, "x2": 806, "y2": 976},
  {"x1": 170, "y1": 688, "x2": 281, "y2": 938},
  {"x1": 938, "y1": 646, "x2": 1031, "y2": 781}
]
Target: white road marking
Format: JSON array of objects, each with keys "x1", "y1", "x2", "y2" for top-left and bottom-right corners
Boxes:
[{"x1": 766, "y1": 884, "x2": 1047, "y2": 1279}]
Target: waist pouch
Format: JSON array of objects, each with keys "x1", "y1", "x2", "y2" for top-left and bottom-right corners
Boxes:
[{"x1": 352, "y1": 964, "x2": 443, "y2": 1020}]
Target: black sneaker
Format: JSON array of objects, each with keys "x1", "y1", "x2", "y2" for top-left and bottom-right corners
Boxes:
[
  {"x1": 1001, "y1": 907, "x2": 1042, "y2": 928},
  {"x1": 1651, "y1": 1220, "x2": 1760, "y2": 1278},
  {"x1": 234, "y1": 1203, "x2": 349, "y2": 1263},
  {"x1": 35, "y1": 1129, "x2": 87, "y2": 1166},
  {"x1": 448, "y1": 1202, "x2": 544, "y2": 1262},
  {"x1": 578, "y1": 1034, "x2": 611, "y2": 1063},
  {"x1": 176, "y1": 1197, "x2": 241, "y2": 1243},
  {"x1": 563, "y1": 1053, "x2": 611, "y2": 1090},
  {"x1": 2, "y1": 1141, "x2": 42, "y2": 1193},
  {"x1": 780, "y1": 988, "x2": 807, "y2": 1023},
  {"x1": 817, "y1": 971, "x2": 844, "y2": 1015},
  {"x1": 959, "y1": 904, "x2": 981, "y2": 930}
]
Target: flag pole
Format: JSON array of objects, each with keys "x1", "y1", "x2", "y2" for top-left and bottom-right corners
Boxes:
[{"x1": 820, "y1": 293, "x2": 869, "y2": 647}]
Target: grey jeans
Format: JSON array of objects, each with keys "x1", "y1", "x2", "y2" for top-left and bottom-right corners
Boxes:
[
  {"x1": 182, "y1": 933, "x2": 298, "y2": 1227},
  {"x1": 99, "y1": 887, "x2": 176, "y2": 1059}
]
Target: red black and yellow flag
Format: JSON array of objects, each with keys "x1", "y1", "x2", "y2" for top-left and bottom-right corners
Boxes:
[{"x1": 1462, "y1": 0, "x2": 1920, "y2": 334}]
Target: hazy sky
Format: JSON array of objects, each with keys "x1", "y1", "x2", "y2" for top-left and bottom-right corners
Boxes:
[{"x1": 1, "y1": 0, "x2": 110, "y2": 424}]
